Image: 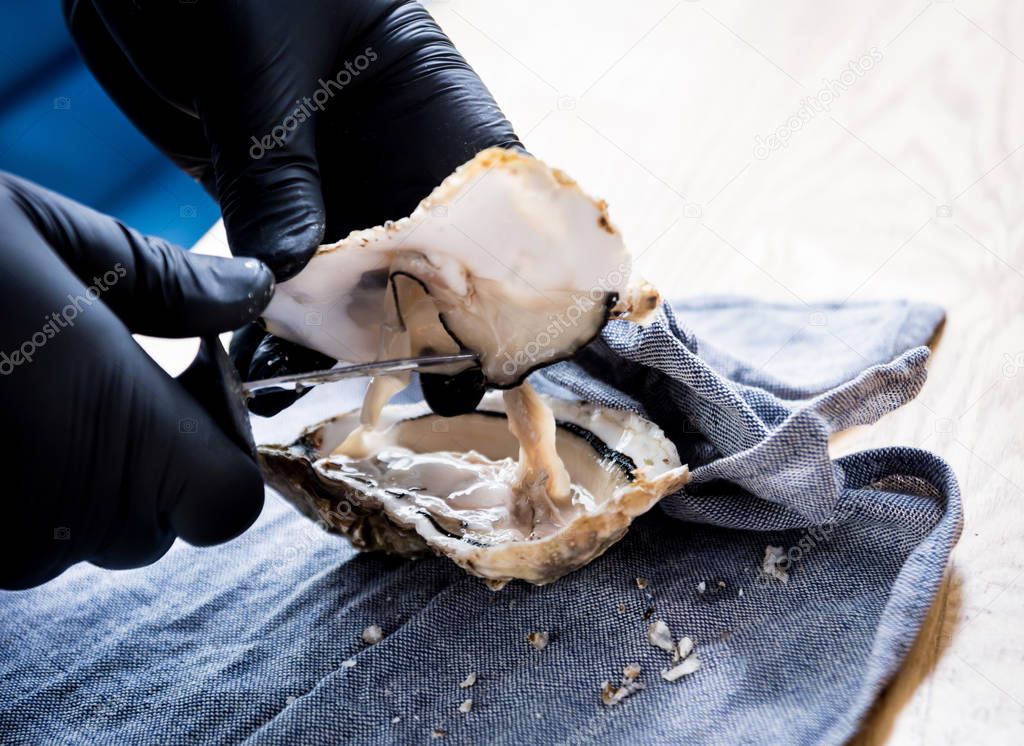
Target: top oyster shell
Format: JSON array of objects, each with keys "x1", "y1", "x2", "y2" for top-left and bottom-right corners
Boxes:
[{"x1": 260, "y1": 148, "x2": 631, "y2": 388}]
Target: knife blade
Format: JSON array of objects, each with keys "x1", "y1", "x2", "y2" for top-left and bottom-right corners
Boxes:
[{"x1": 240, "y1": 353, "x2": 478, "y2": 398}]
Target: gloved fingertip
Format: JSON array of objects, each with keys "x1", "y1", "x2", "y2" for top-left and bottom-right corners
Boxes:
[
  {"x1": 229, "y1": 325, "x2": 301, "y2": 416},
  {"x1": 247, "y1": 388, "x2": 307, "y2": 417},
  {"x1": 275, "y1": 216, "x2": 324, "y2": 282},
  {"x1": 421, "y1": 366, "x2": 486, "y2": 416},
  {"x1": 243, "y1": 334, "x2": 336, "y2": 416},
  {"x1": 249, "y1": 334, "x2": 336, "y2": 380},
  {"x1": 227, "y1": 207, "x2": 325, "y2": 282},
  {"x1": 229, "y1": 323, "x2": 269, "y2": 382},
  {"x1": 171, "y1": 252, "x2": 275, "y2": 335},
  {"x1": 240, "y1": 256, "x2": 276, "y2": 319},
  {"x1": 214, "y1": 139, "x2": 327, "y2": 280}
]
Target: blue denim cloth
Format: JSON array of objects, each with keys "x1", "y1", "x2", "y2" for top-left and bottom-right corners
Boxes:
[{"x1": 0, "y1": 297, "x2": 961, "y2": 746}]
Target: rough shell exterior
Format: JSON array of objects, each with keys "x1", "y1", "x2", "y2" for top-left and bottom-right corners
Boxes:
[{"x1": 259, "y1": 395, "x2": 690, "y2": 587}]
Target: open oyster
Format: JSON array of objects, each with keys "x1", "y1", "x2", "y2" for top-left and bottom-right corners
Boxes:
[
  {"x1": 259, "y1": 387, "x2": 690, "y2": 587},
  {"x1": 257, "y1": 148, "x2": 679, "y2": 586},
  {"x1": 261, "y1": 148, "x2": 632, "y2": 390}
]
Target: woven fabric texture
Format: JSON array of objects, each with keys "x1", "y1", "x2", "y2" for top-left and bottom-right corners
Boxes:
[{"x1": 0, "y1": 297, "x2": 961, "y2": 745}]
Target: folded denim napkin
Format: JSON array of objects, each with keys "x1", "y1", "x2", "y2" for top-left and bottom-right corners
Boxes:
[{"x1": 0, "y1": 297, "x2": 960, "y2": 746}]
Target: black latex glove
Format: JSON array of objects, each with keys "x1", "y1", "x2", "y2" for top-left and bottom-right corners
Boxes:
[
  {"x1": 64, "y1": 0, "x2": 523, "y2": 415},
  {"x1": 0, "y1": 173, "x2": 275, "y2": 590}
]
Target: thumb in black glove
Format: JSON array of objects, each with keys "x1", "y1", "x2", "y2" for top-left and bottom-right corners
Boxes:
[{"x1": 0, "y1": 173, "x2": 274, "y2": 590}]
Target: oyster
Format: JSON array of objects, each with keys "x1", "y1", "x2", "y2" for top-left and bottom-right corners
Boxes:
[
  {"x1": 260, "y1": 148, "x2": 631, "y2": 389},
  {"x1": 257, "y1": 148, "x2": 681, "y2": 586},
  {"x1": 259, "y1": 387, "x2": 690, "y2": 587}
]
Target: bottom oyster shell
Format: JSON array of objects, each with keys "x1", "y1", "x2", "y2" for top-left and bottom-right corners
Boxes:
[{"x1": 258, "y1": 392, "x2": 689, "y2": 587}]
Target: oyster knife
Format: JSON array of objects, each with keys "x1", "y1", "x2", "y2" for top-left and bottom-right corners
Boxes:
[{"x1": 240, "y1": 353, "x2": 478, "y2": 397}]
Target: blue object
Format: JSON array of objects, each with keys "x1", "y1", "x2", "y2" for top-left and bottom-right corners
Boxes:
[
  {"x1": 0, "y1": 1, "x2": 217, "y2": 247},
  {"x1": 0, "y1": 297, "x2": 960, "y2": 745}
]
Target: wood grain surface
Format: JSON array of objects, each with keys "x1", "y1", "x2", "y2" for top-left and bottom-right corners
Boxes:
[{"x1": 177, "y1": 1, "x2": 1024, "y2": 741}]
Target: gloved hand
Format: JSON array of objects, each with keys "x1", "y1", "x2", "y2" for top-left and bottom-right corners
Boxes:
[
  {"x1": 64, "y1": 0, "x2": 523, "y2": 415},
  {"x1": 0, "y1": 173, "x2": 275, "y2": 590}
]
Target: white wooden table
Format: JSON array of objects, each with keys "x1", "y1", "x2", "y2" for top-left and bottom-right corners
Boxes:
[{"x1": 161, "y1": 1, "x2": 1024, "y2": 741}]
